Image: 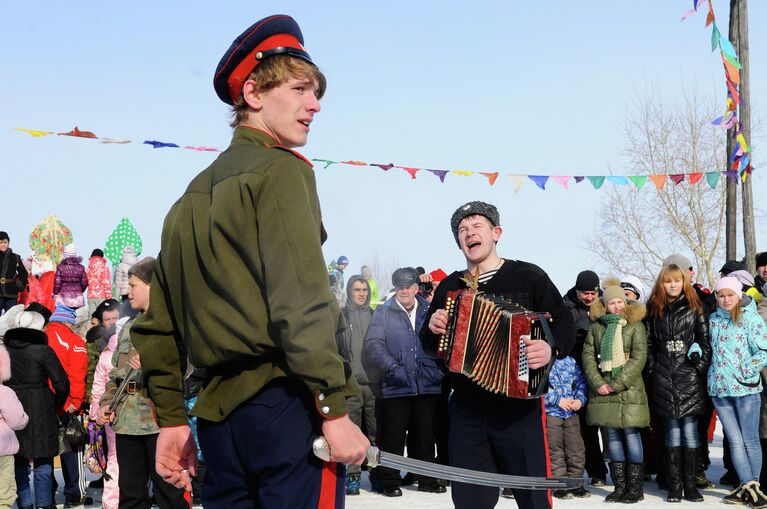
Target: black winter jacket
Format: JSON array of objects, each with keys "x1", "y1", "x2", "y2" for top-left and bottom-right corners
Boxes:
[
  {"x1": 645, "y1": 295, "x2": 711, "y2": 419},
  {"x1": 4, "y1": 327, "x2": 70, "y2": 459},
  {"x1": 0, "y1": 248, "x2": 28, "y2": 298},
  {"x1": 563, "y1": 287, "x2": 593, "y2": 366}
]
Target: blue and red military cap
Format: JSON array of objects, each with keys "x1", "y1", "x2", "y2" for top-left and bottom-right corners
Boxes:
[{"x1": 214, "y1": 15, "x2": 315, "y2": 106}]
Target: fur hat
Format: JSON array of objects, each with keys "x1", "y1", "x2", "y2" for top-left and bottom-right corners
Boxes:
[
  {"x1": 63, "y1": 244, "x2": 77, "y2": 258},
  {"x1": 128, "y1": 257, "x2": 156, "y2": 285},
  {"x1": 25, "y1": 302, "x2": 52, "y2": 325},
  {"x1": 715, "y1": 277, "x2": 743, "y2": 299},
  {"x1": 450, "y1": 201, "x2": 500, "y2": 245},
  {"x1": 0, "y1": 304, "x2": 46, "y2": 336}
]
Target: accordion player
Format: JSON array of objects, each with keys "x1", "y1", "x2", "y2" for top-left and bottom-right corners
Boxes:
[{"x1": 437, "y1": 288, "x2": 556, "y2": 399}]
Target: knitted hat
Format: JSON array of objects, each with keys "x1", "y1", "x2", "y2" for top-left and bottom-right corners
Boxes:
[
  {"x1": 50, "y1": 304, "x2": 77, "y2": 325},
  {"x1": 450, "y1": 201, "x2": 500, "y2": 244},
  {"x1": 575, "y1": 270, "x2": 600, "y2": 292},
  {"x1": 756, "y1": 252, "x2": 767, "y2": 268},
  {"x1": 91, "y1": 248, "x2": 104, "y2": 258},
  {"x1": 663, "y1": 253, "x2": 693, "y2": 271},
  {"x1": 603, "y1": 285, "x2": 627, "y2": 304},
  {"x1": 63, "y1": 244, "x2": 77, "y2": 258},
  {"x1": 714, "y1": 277, "x2": 743, "y2": 299},
  {"x1": 337, "y1": 256, "x2": 349, "y2": 265},
  {"x1": 620, "y1": 275, "x2": 644, "y2": 301},
  {"x1": 430, "y1": 268, "x2": 448, "y2": 283},
  {"x1": 128, "y1": 257, "x2": 156, "y2": 285}
]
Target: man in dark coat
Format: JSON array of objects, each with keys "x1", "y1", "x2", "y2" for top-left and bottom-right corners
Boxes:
[
  {"x1": 422, "y1": 201, "x2": 576, "y2": 509},
  {"x1": 755, "y1": 252, "x2": 767, "y2": 298},
  {"x1": 364, "y1": 267, "x2": 445, "y2": 497},
  {"x1": 562, "y1": 270, "x2": 608, "y2": 486},
  {"x1": 2, "y1": 304, "x2": 69, "y2": 509},
  {"x1": 0, "y1": 232, "x2": 29, "y2": 313}
]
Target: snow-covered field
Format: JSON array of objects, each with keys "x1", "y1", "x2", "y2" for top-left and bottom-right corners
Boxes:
[{"x1": 58, "y1": 420, "x2": 735, "y2": 508}]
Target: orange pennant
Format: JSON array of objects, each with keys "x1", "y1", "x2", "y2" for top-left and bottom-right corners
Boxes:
[
  {"x1": 340, "y1": 160, "x2": 367, "y2": 166},
  {"x1": 58, "y1": 126, "x2": 98, "y2": 138},
  {"x1": 722, "y1": 52, "x2": 740, "y2": 85},
  {"x1": 649, "y1": 175, "x2": 667, "y2": 190},
  {"x1": 480, "y1": 172, "x2": 499, "y2": 185}
]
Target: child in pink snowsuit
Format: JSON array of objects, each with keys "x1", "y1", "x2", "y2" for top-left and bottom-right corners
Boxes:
[{"x1": 89, "y1": 327, "x2": 122, "y2": 509}]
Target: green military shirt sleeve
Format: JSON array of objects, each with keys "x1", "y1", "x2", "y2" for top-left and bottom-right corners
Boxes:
[
  {"x1": 256, "y1": 156, "x2": 349, "y2": 419},
  {"x1": 131, "y1": 262, "x2": 188, "y2": 427}
]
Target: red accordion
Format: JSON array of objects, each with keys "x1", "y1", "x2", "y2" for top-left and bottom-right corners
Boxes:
[{"x1": 437, "y1": 289, "x2": 555, "y2": 399}]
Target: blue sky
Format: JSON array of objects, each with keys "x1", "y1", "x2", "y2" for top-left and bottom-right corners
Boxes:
[{"x1": 2, "y1": 1, "x2": 765, "y2": 292}]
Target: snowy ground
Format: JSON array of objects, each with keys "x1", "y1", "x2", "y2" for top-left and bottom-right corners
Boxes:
[{"x1": 53, "y1": 421, "x2": 734, "y2": 508}]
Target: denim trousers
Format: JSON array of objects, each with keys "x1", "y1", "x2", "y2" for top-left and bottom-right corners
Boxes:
[
  {"x1": 605, "y1": 427, "x2": 643, "y2": 463},
  {"x1": 14, "y1": 456, "x2": 54, "y2": 508},
  {"x1": 663, "y1": 415, "x2": 699, "y2": 448},
  {"x1": 714, "y1": 394, "x2": 762, "y2": 484}
]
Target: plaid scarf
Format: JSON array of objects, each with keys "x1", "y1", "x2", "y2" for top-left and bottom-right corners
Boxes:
[{"x1": 599, "y1": 313, "x2": 627, "y2": 376}]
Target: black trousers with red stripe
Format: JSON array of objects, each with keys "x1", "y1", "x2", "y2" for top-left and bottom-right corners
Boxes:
[
  {"x1": 198, "y1": 378, "x2": 345, "y2": 509},
  {"x1": 448, "y1": 395, "x2": 551, "y2": 509}
]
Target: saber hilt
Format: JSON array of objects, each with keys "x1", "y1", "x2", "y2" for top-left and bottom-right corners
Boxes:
[{"x1": 312, "y1": 436, "x2": 380, "y2": 467}]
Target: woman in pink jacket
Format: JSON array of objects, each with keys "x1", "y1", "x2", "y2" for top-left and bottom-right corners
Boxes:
[
  {"x1": 0, "y1": 343, "x2": 29, "y2": 509},
  {"x1": 89, "y1": 323, "x2": 123, "y2": 509}
]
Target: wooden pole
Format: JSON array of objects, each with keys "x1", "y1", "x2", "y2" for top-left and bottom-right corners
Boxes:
[
  {"x1": 737, "y1": 0, "x2": 756, "y2": 272},
  {"x1": 725, "y1": 0, "x2": 739, "y2": 261}
]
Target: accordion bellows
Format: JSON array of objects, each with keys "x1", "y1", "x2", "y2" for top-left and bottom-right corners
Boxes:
[{"x1": 438, "y1": 289, "x2": 554, "y2": 399}]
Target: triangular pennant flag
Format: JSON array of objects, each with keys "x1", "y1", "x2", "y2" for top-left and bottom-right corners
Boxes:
[
  {"x1": 371, "y1": 163, "x2": 394, "y2": 171},
  {"x1": 15, "y1": 127, "x2": 54, "y2": 137},
  {"x1": 427, "y1": 169, "x2": 448, "y2": 182},
  {"x1": 144, "y1": 140, "x2": 179, "y2": 148},
  {"x1": 586, "y1": 176, "x2": 605, "y2": 189},
  {"x1": 480, "y1": 172, "x2": 499, "y2": 185},
  {"x1": 551, "y1": 176, "x2": 571, "y2": 189},
  {"x1": 342, "y1": 160, "x2": 367, "y2": 166},
  {"x1": 721, "y1": 52, "x2": 740, "y2": 85},
  {"x1": 528, "y1": 175, "x2": 548, "y2": 190},
  {"x1": 183, "y1": 145, "x2": 219, "y2": 152},
  {"x1": 723, "y1": 114, "x2": 738, "y2": 129},
  {"x1": 729, "y1": 145, "x2": 742, "y2": 163},
  {"x1": 726, "y1": 79, "x2": 740, "y2": 104},
  {"x1": 723, "y1": 170, "x2": 739, "y2": 182},
  {"x1": 607, "y1": 176, "x2": 628, "y2": 186},
  {"x1": 100, "y1": 138, "x2": 131, "y2": 144},
  {"x1": 401, "y1": 167, "x2": 420, "y2": 179},
  {"x1": 573, "y1": 176, "x2": 585, "y2": 183},
  {"x1": 705, "y1": 171, "x2": 721, "y2": 188},
  {"x1": 628, "y1": 175, "x2": 647, "y2": 190},
  {"x1": 649, "y1": 175, "x2": 667, "y2": 190},
  {"x1": 509, "y1": 175, "x2": 526, "y2": 193},
  {"x1": 736, "y1": 133, "x2": 750, "y2": 152},
  {"x1": 705, "y1": 1, "x2": 715, "y2": 26},
  {"x1": 711, "y1": 22, "x2": 721, "y2": 51},
  {"x1": 739, "y1": 154, "x2": 751, "y2": 175},
  {"x1": 311, "y1": 159, "x2": 336, "y2": 168},
  {"x1": 451, "y1": 170, "x2": 474, "y2": 177},
  {"x1": 59, "y1": 126, "x2": 98, "y2": 138},
  {"x1": 711, "y1": 116, "x2": 724, "y2": 126},
  {"x1": 669, "y1": 174, "x2": 686, "y2": 185},
  {"x1": 688, "y1": 173, "x2": 704, "y2": 184},
  {"x1": 720, "y1": 41, "x2": 742, "y2": 69}
]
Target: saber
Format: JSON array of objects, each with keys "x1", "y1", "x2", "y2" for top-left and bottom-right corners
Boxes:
[{"x1": 312, "y1": 437, "x2": 585, "y2": 490}]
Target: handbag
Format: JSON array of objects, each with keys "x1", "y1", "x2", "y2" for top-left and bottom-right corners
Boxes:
[{"x1": 59, "y1": 413, "x2": 89, "y2": 451}]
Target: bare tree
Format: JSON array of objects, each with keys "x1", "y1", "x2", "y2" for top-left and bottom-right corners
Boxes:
[{"x1": 586, "y1": 87, "x2": 726, "y2": 289}]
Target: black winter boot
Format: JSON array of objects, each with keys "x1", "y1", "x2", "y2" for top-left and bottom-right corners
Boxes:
[
  {"x1": 605, "y1": 462, "x2": 627, "y2": 503},
  {"x1": 665, "y1": 447, "x2": 682, "y2": 502},
  {"x1": 621, "y1": 462, "x2": 645, "y2": 503},
  {"x1": 682, "y1": 448, "x2": 704, "y2": 502}
]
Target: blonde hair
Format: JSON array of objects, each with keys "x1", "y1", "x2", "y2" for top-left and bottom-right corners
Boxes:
[
  {"x1": 716, "y1": 288, "x2": 743, "y2": 323},
  {"x1": 230, "y1": 55, "x2": 326, "y2": 128}
]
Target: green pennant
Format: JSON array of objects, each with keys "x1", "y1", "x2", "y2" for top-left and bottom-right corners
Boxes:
[
  {"x1": 627, "y1": 176, "x2": 647, "y2": 190},
  {"x1": 586, "y1": 176, "x2": 606, "y2": 189},
  {"x1": 711, "y1": 22, "x2": 720, "y2": 52},
  {"x1": 705, "y1": 171, "x2": 721, "y2": 189}
]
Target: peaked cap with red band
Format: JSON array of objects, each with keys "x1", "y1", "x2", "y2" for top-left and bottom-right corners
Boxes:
[{"x1": 214, "y1": 15, "x2": 315, "y2": 105}]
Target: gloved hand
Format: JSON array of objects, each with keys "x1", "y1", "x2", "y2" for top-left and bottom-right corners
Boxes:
[{"x1": 688, "y1": 343, "x2": 702, "y2": 362}]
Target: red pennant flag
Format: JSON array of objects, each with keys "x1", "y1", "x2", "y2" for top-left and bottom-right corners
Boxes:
[
  {"x1": 669, "y1": 174, "x2": 686, "y2": 185},
  {"x1": 480, "y1": 172, "x2": 499, "y2": 185},
  {"x1": 59, "y1": 126, "x2": 98, "y2": 138},
  {"x1": 688, "y1": 173, "x2": 704, "y2": 185},
  {"x1": 401, "y1": 167, "x2": 420, "y2": 179}
]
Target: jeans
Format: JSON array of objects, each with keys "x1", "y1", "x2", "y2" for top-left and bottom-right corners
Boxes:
[
  {"x1": 14, "y1": 456, "x2": 54, "y2": 508},
  {"x1": 664, "y1": 415, "x2": 699, "y2": 448},
  {"x1": 714, "y1": 394, "x2": 762, "y2": 483},
  {"x1": 605, "y1": 427, "x2": 643, "y2": 464}
]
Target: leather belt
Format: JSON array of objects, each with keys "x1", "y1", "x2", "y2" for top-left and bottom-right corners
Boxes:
[{"x1": 115, "y1": 378, "x2": 142, "y2": 394}]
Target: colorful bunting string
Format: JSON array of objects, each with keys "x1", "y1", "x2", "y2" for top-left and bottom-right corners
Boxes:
[{"x1": 684, "y1": 0, "x2": 754, "y2": 178}]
